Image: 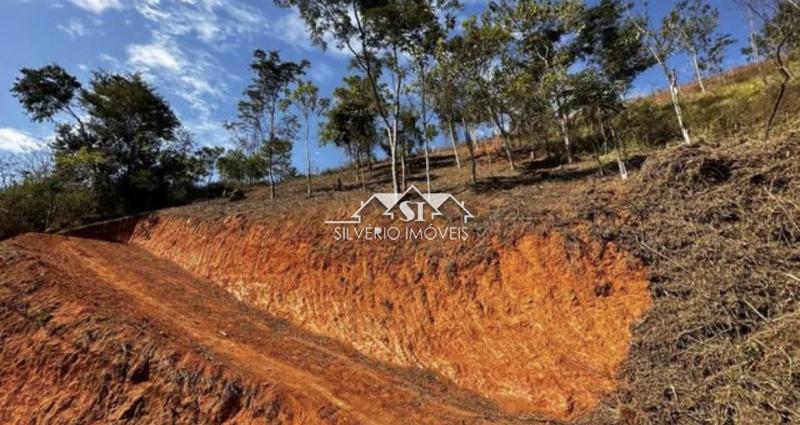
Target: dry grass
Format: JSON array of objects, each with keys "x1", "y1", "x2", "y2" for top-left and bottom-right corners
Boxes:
[{"x1": 576, "y1": 135, "x2": 800, "y2": 424}]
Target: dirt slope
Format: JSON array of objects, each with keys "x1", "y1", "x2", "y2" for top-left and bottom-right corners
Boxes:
[
  {"x1": 0, "y1": 234, "x2": 528, "y2": 424},
  {"x1": 66, "y1": 210, "x2": 651, "y2": 421}
]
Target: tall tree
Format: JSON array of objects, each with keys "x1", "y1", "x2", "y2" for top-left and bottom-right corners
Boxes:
[
  {"x1": 12, "y1": 67, "x2": 191, "y2": 211},
  {"x1": 407, "y1": 1, "x2": 454, "y2": 193},
  {"x1": 741, "y1": 0, "x2": 800, "y2": 137},
  {"x1": 275, "y1": 0, "x2": 458, "y2": 193},
  {"x1": 235, "y1": 49, "x2": 307, "y2": 198},
  {"x1": 194, "y1": 146, "x2": 225, "y2": 185},
  {"x1": 321, "y1": 75, "x2": 380, "y2": 191},
  {"x1": 290, "y1": 80, "x2": 329, "y2": 196},
  {"x1": 430, "y1": 40, "x2": 462, "y2": 171},
  {"x1": 498, "y1": 0, "x2": 585, "y2": 163},
  {"x1": 460, "y1": 14, "x2": 516, "y2": 168},
  {"x1": 577, "y1": 0, "x2": 655, "y2": 179},
  {"x1": 633, "y1": 2, "x2": 693, "y2": 145},
  {"x1": 435, "y1": 35, "x2": 481, "y2": 184},
  {"x1": 665, "y1": 0, "x2": 735, "y2": 93}
]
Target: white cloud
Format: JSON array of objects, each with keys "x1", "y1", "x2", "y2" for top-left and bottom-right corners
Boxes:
[
  {"x1": 127, "y1": 39, "x2": 181, "y2": 71},
  {"x1": 272, "y1": 11, "x2": 310, "y2": 49},
  {"x1": 58, "y1": 19, "x2": 88, "y2": 38},
  {"x1": 122, "y1": 33, "x2": 226, "y2": 120},
  {"x1": 68, "y1": 0, "x2": 120, "y2": 14},
  {"x1": 133, "y1": 0, "x2": 268, "y2": 47},
  {"x1": 183, "y1": 119, "x2": 233, "y2": 148},
  {"x1": 0, "y1": 128, "x2": 43, "y2": 153}
]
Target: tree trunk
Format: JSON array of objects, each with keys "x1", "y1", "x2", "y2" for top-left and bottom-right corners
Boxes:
[
  {"x1": 486, "y1": 104, "x2": 515, "y2": 169},
  {"x1": 424, "y1": 140, "x2": 431, "y2": 193},
  {"x1": 667, "y1": 68, "x2": 692, "y2": 145},
  {"x1": 268, "y1": 161, "x2": 275, "y2": 199},
  {"x1": 766, "y1": 37, "x2": 791, "y2": 139},
  {"x1": 266, "y1": 127, "x2": 276, "y2": 199},
  {"x1": 304, "y1": 114, "x2": 312, "y2": 197},
  {"x1": 615, "y1": 146, "x2": 628, "y2": 180},
  {"x1": 691, "y1": 52, "x2": 706, "y2": 93},
  {"x1": 400, "y1": 151, "x2": 406, "y2": 192},
  {"x1": 558, "y1": 112, "x2": 572, "y2": 163},
  {"x1": 748, "y1": 8, "x2": 759, "y2": 61},
  {"x1": 609, "y1": 125, "x2": 628, "y2": 180},
  {"x1": 462, "y1": 116, "x2": 477, "y2": 185},
  {"x1": 387, "y1": 127, "x2": 399, "y2": 193},
  {"x1": 391, "y1": 46, "x2": 403, "y2": 193},
  {"x1": 350, "y1": 10, "x2": 398, "y2": 194},
  {"x1": 355, "y1": 148, "x2": 366, "y2": 192},
  {"x1": 448, "y1": 118, "x2": 461, "y2": 169},
  {"x1": 419, "y1": 61, "x2": 431, "y2": 193},
  {"x1": 643, "y1": 41, "x2": 692, "y2": 146}
]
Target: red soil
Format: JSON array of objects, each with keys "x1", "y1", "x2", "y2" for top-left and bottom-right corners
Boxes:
[
  {"x1": 101, "y1": 214, "x2": 652, "y2": 420},
  {"x1": 0, "y1": 234, "x2": 517, "y2": 424}
]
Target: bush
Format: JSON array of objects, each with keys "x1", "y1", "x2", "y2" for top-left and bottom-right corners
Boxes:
[
  {"x1": 0, "y1": 176, "x2": 97, "y2": 239},
  {"x1": 614, "y1": 99, "x2": 680, "y2": 148}
]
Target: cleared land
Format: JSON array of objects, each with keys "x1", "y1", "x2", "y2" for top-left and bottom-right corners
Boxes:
[{"x1": 1, "y1": 63, "x2": 799, "y2": 424}]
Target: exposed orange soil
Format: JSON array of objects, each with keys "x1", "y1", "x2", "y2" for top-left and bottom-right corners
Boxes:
[
  {"x1": 0, "y1": 234, "x2": 526, "y2": 424},
  {"x1": 83, "y1": 213, "x2": 654, "y2": 420}
]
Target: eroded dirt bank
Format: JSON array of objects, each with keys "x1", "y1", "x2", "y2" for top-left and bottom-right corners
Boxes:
[
  {"x1": 1, "y1": 234, "x2": 516, "y2": 424},
  {"x1": 78, "y1": 215, "x2": 652, "y2": 420}
]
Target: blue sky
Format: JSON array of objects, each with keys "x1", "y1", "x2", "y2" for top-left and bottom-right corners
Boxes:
[{"x1": 0, "y1": 0, "x2": 755, "y2": 172}]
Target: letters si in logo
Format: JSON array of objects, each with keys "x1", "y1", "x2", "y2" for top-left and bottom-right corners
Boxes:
[{"x1": 325, "y1": 184, "x2": 474, "y2": 225}]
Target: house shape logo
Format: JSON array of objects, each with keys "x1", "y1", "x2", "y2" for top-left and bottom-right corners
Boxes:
[{"x1": 325, "y1": 184, "x2": 474, "y2": 224}]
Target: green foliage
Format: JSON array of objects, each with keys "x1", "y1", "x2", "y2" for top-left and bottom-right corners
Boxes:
[
  {"x1": 0, "y1": 171, "x2": 97, "y2": 239},
  {"x1": 3, "y1": 64, "x2": 218, "y2": 238},
  {"x1": 11, "y1": 64, "x2": 82, "y2": 123},
  {"x1": 394, "y1": 108, "x2": 425, "y2": 157},
  {"x1": 194, "y1": 146, "x2": 226, "y2": 184},
  {"x1": 614, "y1": 99, "x2": 680, "y2": 147},
  {"x1": 321, "y1": 75, "x2": 379, "y2": 162},
  {"x1": 232, "y1": 49, "x2": 307, "y2": 196},
  {"x1": 579, "y1": 0, "x2": 655, "y2": 91},
  {"x1": 290, "y1": 80, "x2": 329, "y2": 120},
  {"x1": 217, "y1": 150, "x2": 266, "y2": 183},
  {"x1": 276, "y1": 0, "x2": 460, "y2": 191},
  {"x1": 745, "y1": 1, "x2": 800, "y2": 57},
  {"x1": 665, "y1": 0, "x2": 735, "y2": 76}
]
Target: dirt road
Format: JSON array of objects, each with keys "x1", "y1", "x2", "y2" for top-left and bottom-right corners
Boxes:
[{"x1": 1, "y1": 234, "x2": 527, "y2": 424}]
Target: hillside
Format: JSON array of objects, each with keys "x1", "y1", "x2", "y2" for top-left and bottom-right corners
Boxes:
[{"x1": 2, "y1": 60, "x2": 800, "y2": 424}]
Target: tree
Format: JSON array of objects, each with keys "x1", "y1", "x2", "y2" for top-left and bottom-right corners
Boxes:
[
  {"x1": 498, "y1": 0, "x2": 585, "y2": 163},
  {"x1": 235, "y1": 49, "x2": 307, "y2": 198},
  {"x1": 217, "y1": 149, "x2": 268, "y2": 184},
  {"x1": 275, "y1": 0, "x2": 459, "y2": 193},
  {"x1": 430, "y1": 40, "x2": 463, "y2": 171},
  {"x1": 460, "y1": 13, "x2": 517, "y2": 168},
  {"x1": 407, "y1": 2, "x2": 453, "y2": 193},
  {"x1": 290, "y1": 80, "x2": 329, "y2": 196},
  {"x1": 194, "y1": 146, "x2": 225, "y2": 184},
  {"x1": 665, "y1": 0, "x2": 735, "y2": 93},
  {"x1": 392, "y1": 107, "x2": 426, "y2": 189},
  {"x1": 577, "y1": 0, "x2": 655, "y2": 179},
  {"x1": 12, "y1": 67, "x2": 193, "y2": 212},
  {"x1": 741, "y1": 0, "x2": 800, "y2": 137},
  {"x1": 321, "y1": 75, "x2": 380, "y2": 191},
  {"x1": 633, "y1": 2, "x2": 693, "y2": 145},
  {"x1": 10, "y1": 64, "x2": 88, "y2": 139},
  {"x1": 436, "y1": 33, "x2": 484, "y2": 185}
]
